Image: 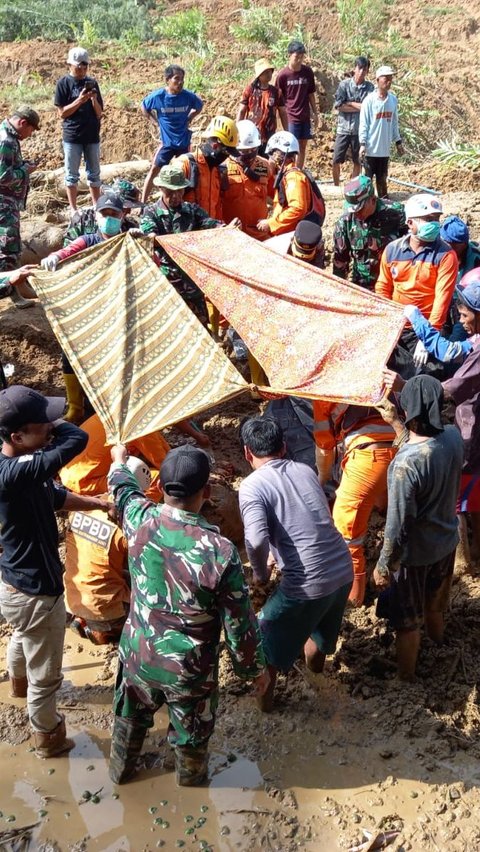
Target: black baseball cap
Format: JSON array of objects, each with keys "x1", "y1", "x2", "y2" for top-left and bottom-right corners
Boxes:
[
  {"x1": 95, "y1": 194, "x2": 124, "y2": 214},
  {"x1": 160, "y1": 445, "x2": 210, "y2": 498},
  {"x1": 0, "y1": 385, "x2": 65, "y2": 431}
]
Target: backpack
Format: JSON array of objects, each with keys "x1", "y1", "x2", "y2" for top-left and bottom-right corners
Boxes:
[{"x1": 276, "y1": 166, "x2": 326, "y2": 227}]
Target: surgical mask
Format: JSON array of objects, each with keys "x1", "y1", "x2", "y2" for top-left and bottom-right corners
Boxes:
[
  {"x1": 97, "y1": 213, "x2": 122, "y2": 236},
  {"x1": 414, "y1": 219, "x2": 441, "y2": 242}
]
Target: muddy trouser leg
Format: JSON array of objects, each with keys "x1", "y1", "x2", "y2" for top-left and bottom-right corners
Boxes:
[
  {"x1": 0, "y1": 199, "x2": 20, "y2": 272},
  {"x1": 110, "y1": 661, "x2": 162, "y2": 784},
  {"x1": 167, "y1": 689, "x2": 219, "y2": 785},
  {"x1": 333, "y1": 446, "x2": 397, "y2": 606},
  {"x1": 0, "y1": 581, "x2": 66, "y2": 732}
]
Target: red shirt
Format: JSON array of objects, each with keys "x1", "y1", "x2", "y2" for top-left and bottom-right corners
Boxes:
[
  {"x1": 240, "y1": 82, "x2": 284, "y2": 143},
  {"x1": 276, "y1": 65, "x2": 316, "y2": 122}
]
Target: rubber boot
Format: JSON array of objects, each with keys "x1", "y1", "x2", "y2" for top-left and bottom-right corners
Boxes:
[
  {"x1": 109, "y1": 717, "x2": 147, "y2": 784},
  {"x1": 348, "y1": 572, "x2": 367, "y2": 607},
  {"x1": 10, "y1": 288, "x2": 35, "y2": 309},
  {"x1": 174, "y1": 743, "x2": 208, "y2": 787},
  {"x1": 34, "y1": 714, "x2": 75, "y2": 759},
  {"x1": 9, "y1": 675, "x2": 28, "y2": 697},
  {"x1": 63, "y1": 373, "x2": 84, "y2": 424}
]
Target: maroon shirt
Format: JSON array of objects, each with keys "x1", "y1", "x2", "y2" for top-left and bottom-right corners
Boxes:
[{"x1": 276, "y1": 65, "x2": 316, "y2": 123}]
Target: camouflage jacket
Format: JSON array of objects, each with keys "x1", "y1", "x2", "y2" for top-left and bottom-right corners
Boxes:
[
  {"x1": 63, "y1": 207, "x2": 138, "y2": 245},
  {"x1": 0, "y1": 119, "x2": 29, "y2": 206},
  {"x1": 140, "y1": 200, "x2": 221, "y2": 314},
  {"x1": 108, "y1": 465, "x2": 265, "y2": 695},
  {"x1": 333, "y1": 198, "x2": 406, "y2": 290}
]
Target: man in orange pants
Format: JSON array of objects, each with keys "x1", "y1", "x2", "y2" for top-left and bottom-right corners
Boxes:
[{"x1": 313, "y1": 401, "x2": 397, "y2": 606}]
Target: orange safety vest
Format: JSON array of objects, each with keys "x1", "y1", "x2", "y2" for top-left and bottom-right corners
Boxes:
[
  {"x1": 175, "y1": 148, "x2": 223, "y2": 220},
  {"x1": 222, "y1": 155, "x2": 274, "y2": 240},
  {"x1": 312, "y1": 401, "x2": 395, "y2": 451},
  {"x1": 65, "y1": 508, "x2": 129, "y2": 622}
]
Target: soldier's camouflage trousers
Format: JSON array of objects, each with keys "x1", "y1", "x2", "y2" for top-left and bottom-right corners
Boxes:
[
  {"x1": 0, "y1": 199, "x2": 21, "y2": 271},
  {"x1": 112, "y1": 659, "x2": 219, "y2": 749}
]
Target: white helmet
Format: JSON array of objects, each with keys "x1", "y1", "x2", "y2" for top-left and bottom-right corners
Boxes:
[
  {"x1": 236, "y1": 119, "x2": 261, "y2": 150},
  {"x1": 126, "y1": 456, "x2": 152, "y2": 492},
  {"x1": 404, "y1": 194, "x2": 443, "y2": 219},
  {"x1": 265, "y1": 131, "x2": 299, "y2": 155}
]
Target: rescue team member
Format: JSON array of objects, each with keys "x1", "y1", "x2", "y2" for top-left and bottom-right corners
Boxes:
[
  {"x1": 313, "y1": 400, "x2": 397, "y2": 606},
  {"x1": 141, "y1": 64, "x2": 203, "y2": 203},
  {"x1": 65, "y1": 457, "x2": 150, "y2": 645},
  {"x1": 59, "y1": 413, "x2": 170, "y2": 503},
  {"x1": 140, "y1": 163, "x2": 223, "y2": 326},
  {"x1": 332, "y1": 175, "x2": 406, "y2": 291},
  {"x1": 222, "y1": 120, "x2": 274, "y2": 240},
  {"x1": 41, "y1": 194, "x2": 126, "y2": 423},
  {"x1": 239, "y1": 417, "x2": 352, "y2": 712},
  {"x1": 374, "y1": 377, "x2": 463, "y2": 681},
  {"x1": 0, "y1": 386, "x2": 108, "y2": 757},
  {"x1": 265, "y1": 219, "x2": 325, "y2": 268},
  {"x1": 440, "y1": 216, "x2": 480, "y2": 341},
  {"x1": 257, "y1": 131, "x2": 325, "y2": 236},
  {"x1": 376, "y1": 193, "x2": 458, "y2": 374},
  {"x1": 174, "y1": 115, "x2": 239, "y2": 220},
  {"x1": 64, "y1": 178, "x2": 144, "y2": 244},
  {"x1": 174, "y1": 117, "x2": 242, "y2": 335},
  {"x1": 108, "y1": 444, "x2": 268, "y2": 786},
  {"x1": 0, "y1": 105, "x2": 40, "y2": 308}
]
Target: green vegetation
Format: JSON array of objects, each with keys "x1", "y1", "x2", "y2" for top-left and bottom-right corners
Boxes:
[
  {"x1": 0, "y1": 0, "x2": 155, "y2": 42},
  {"x1": 433, "y1": 139, "x2": 480, "y2": 169},
  {"x1": 229, "y1": 5, "x2": 285, "y2": 45},
  {"x1": 154, "y1": 10, "x2": 211, "y2": 57}
]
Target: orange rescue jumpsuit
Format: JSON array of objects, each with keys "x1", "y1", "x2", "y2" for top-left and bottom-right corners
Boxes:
[
  {"x1": 222, "y1": 155, "x2": 275, "y2": 241},
  {"x1": 313, "y1": 401, "x2": 397, "y2": 606},
  {"x1": 267, "y1": 162, "x2": 313, "y2": 236},
  {"x1": 59, "y1": 414, "x2": 170, "y2": 502}
]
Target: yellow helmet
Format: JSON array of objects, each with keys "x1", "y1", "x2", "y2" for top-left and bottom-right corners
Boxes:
[{"x1": 202, "y1": 115, "x2": 239, "y2": 148}]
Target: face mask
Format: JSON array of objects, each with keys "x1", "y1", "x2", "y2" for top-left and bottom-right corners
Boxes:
[
  {"x1": 202, "y1": 142, "x2": 229, "y2": 166},
  {"x1": 97, "y1": 213, "x2": 122, "y2": 236},
  {"x1": 414, "y1": 219, "x2": 441, "y2": 242}
]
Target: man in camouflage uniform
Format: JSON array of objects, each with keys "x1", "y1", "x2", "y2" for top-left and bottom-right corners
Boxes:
[
  {"x1": 140, "y1": 163, "x2": 223, "y2": 324},
  {"x1": 332, "y1": 175, "x2": 406, "y2": 291},
  {"x1": 0, "y1": 106, "x2": 40, "y2": 307},
  {"x1": 107, "y1": 444, "x2": 268, "y2": 787},
  {"x1": 63, "y1": 178, "x2": 143, "y2": 245}
]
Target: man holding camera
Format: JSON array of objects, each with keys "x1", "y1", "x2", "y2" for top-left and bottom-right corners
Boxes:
[{"x1": 54, "y1": 47, "x2": 103, "y2": 213}]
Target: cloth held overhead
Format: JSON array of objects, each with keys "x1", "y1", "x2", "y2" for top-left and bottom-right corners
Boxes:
[
  {"x1": 31, "y1": 233, "x2": 248, "y2": 443},
  {"x1": 157, "y1": 229, "x2": 406, "y2": 405}
]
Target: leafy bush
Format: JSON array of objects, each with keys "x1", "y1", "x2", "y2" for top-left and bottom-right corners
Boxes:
[
  {"x1": 0, "y1": 0, "x2": 153, "y2": 42},
  {"x1": 433, "y1": 139, "x2": 480, "y2": 169},
  {"x1": 230, "y1": 5, "x2": 285, "y2": 45},
  {"x1": 154, "y1": 9, "x2": 210, "y2": 55}
]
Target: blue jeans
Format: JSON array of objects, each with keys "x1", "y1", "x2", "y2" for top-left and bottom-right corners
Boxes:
[{"x1": 63, "y1": 141, "x2": 101, "y2": 186}]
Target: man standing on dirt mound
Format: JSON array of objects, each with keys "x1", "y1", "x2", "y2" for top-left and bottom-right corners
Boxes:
[
  {"x1": 359, "y1": 66, "x2": 403, "y2": 198},
  {"x1": 141, "y1": 64, "x2": 203, "y2": 204},
  {"x1": 0, "y1": 105, "x2": 41, "y2": 308},
  {"x1": 0, "y1": 385, "x2": 109, "y2": 757},
  {"x1": 276, "y1": 40, "x2": 318, "y2": 169},
  {"x1": 54, "y1": 47, "x2": 103, "y2": 214}
]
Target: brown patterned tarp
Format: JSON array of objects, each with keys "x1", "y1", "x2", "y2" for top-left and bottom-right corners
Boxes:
[
  {"x1": 158, "y1": 228, "x2": 407, "y2": 405},
  {"x1": 31, "y1": 232, "x2": 248, "y2": 443}
]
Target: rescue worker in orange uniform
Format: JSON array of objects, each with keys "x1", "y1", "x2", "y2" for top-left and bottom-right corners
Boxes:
[
  {"x1": 65, "y1": 457, "x2": 151, "y2": 644},
  {"x1": 257, "y1": 131, "x2": 325, "y2": 237},
  {"x1": 175, "y1": 115, "x2": 242, "y2": 335},
  {"x1": 313, "y1": 401, "x2": 397, "y2": 606},
  {"x1": 59, "y1": 413, "x2": 170, "y2": 502},
  {"x1": 222, "y1": 120, "x2": 275, "y2": 241}
]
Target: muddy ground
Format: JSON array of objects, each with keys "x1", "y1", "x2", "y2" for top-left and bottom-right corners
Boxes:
[{"x1": 1, "y1": 190, "x2": 480, "y2": 850}]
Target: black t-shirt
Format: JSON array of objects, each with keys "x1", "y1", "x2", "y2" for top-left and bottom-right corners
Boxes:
[
  {"x1": 0, "y1": 423, "x2": 88, "y2": 595},
  {"x1": 54, "y1": 75, "x2": 103, "y2": 144}
]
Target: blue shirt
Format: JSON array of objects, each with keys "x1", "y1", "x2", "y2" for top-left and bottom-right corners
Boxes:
[
  {"x1": 359, "y1": 90, "x2": 401, "y2": 157},
  {"x1": 142, "y1": 88, "x2": 203, "y2": 148}
]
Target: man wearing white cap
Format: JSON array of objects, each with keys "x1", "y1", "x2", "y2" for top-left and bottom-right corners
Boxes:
[
  {"x1": 54, "y1": 47, "x2": 103, "y2": 213},
  {"x1": 376, "y1": 193, "x2": 458, "y2": 371},
  {"x1": 358, "y1": 65, "x2": 403, "y2": 198}
]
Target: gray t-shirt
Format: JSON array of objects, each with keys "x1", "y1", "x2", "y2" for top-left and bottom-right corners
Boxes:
[
  {"x1": 239, "y1": 458, "x2": 353, "y2": 600},
  {"x1": 377, "y1": 425, "x2": 463, "y2": 572},
  {"x1": 334, "y1": 77, "x2": 375, "y2": 135}
]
